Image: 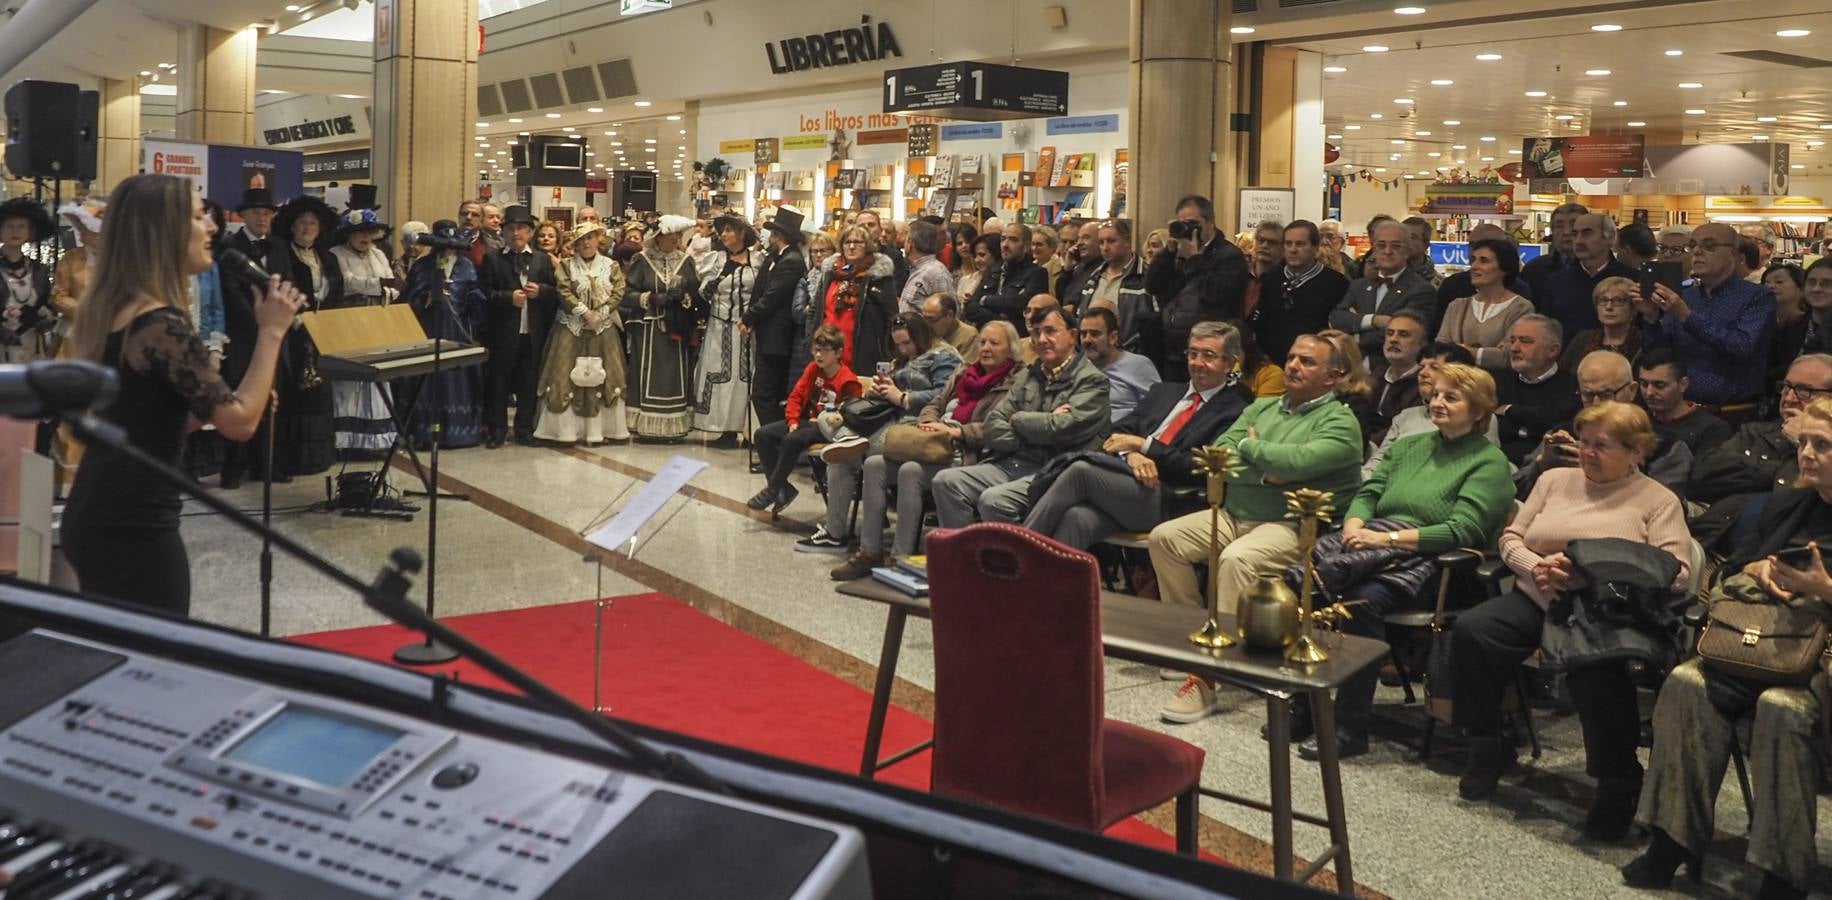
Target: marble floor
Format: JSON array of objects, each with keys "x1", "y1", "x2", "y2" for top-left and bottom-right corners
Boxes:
[{"x1": 158, "y1": 435, "x2": 1830, "y2": 900}]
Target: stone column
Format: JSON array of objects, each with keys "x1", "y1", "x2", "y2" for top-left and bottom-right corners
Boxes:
[
  {"x1": 1247, "y1": 45, "x2": 1326, "y2": 225},
  {"x1": 1128, "y1": 0, "x2": 1229, "y2": 232},
  {"x1": 176, "y1": 25, "x2": 257, "y2": 145},
  {"x1": 372, "y1": 0, "x2": 480, "y2": 230},
  {"x1": 97, "y1": 77, "x2": 142, "y2": 193}
]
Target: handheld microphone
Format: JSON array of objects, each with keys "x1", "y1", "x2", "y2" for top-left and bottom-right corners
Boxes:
[
  {"x1": 0, "y1": 360, "x2": 120, "y2": 418},
  {"x1": 218, "y1": 248, "x2": 272, "y2": 284},
  {"x1": 415, "y1": 232, "x2": 474, "y2": 253}
]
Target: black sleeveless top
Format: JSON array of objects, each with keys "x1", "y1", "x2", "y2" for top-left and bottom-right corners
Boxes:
[{"x1": 64, "y1": 307, "x2": 236, "y2": 531}]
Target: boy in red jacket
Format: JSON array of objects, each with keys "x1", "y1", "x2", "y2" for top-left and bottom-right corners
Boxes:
[{"x1": 747, "y1": 324, "x2": 862, "y2": 515}]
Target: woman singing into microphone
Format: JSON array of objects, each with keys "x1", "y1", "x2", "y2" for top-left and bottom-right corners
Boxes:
[{"x1": 62, "y1": 174, "x2": 304, "y2": 617}]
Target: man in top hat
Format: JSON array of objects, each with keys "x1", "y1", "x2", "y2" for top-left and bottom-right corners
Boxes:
[
  {"x1": 745, "y1": 206, "x2": 810, "y2": 426},
  {"x1": 226, "y1": 187, "x2": 281, "y2": 272},
  {"x1": 477, "y1": 204, "x2": 562, "y2": 447}
]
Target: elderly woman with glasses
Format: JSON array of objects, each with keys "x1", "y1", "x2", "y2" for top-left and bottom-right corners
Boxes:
[{"x1": 1560, "y1": 275, "x2": 1643, "y2": 372}]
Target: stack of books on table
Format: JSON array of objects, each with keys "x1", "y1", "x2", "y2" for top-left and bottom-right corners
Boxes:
[{"x1": 870, "y1": 555, "x2": 929, "y2": 597}]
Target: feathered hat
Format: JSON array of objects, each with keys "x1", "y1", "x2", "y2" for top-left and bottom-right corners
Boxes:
[
  {"x1": 0, "y1": 198, "x2": 57, "y2": 244},
  {"x1": 273, "y1": 195, "x2": 341, "y2": 251},
  {"x1": 336, "y1": 207, "x2": 392, "y2": 244}
]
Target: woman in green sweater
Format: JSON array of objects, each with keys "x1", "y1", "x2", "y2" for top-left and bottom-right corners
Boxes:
[{"x1": 1282, "y1": 363, "x2": 1515, "y2": 759}]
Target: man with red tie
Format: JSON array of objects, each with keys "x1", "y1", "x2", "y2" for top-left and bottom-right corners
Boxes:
[{"x1": 1021, "y1": 320, "x2": 1253, "y2": 550}]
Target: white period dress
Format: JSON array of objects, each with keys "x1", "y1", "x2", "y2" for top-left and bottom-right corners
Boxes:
[{"x1": 327, "y1": 243, "x2": 400, "y2": 451}]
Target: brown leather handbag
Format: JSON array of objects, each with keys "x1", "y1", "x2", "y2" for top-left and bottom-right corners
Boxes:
[
  {"x1": 880, "y1": 423, "x2": 953, "y2": 465},
  {"x1": 1696, "y1": 576, "x2": 1830, "y2": 686}
]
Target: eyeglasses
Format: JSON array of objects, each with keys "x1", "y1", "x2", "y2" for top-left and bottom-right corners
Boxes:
[
  {"x1": 1185, "y1": 349, "x2": 1228, "y2": 363},
  {"x1": 1578, "y1": 383, "x2": 1632, "y2": 402},
  {"x1": 842, "y1": 239, "x2": 867, "y2": 247},
  {"x1": 1685, "y1": 240, "x2": 1731, "y2": 254},
  {"x1": 1595, "y1": 296, "x2": 1631, "y2": 308},
  {"x1": 1778, "y1": 380, "x2": 1832, "y2": 401},
  {"x1": 1657, "y1": 244, "x2": 1689, "y2": 256}
]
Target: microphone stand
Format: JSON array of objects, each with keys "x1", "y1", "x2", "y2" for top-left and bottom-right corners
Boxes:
[
  {"x1": 396, "y1": 258, "x2": 460, "y2": 665},
  {"x1": 260, "y1": 403, "x2": 275, "y2": 637},
  {"x1": 64, "y1": 410, "x2": 724, "y2": 795}
]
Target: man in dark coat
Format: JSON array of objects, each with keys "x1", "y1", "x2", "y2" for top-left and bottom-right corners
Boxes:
[
  {"x1": 477, "y1": 205, "x2": 560, "y2": 447},
  {"x1": 1251, "y1": 220, "x2": 1349, "y2": 366},
  {"x1": 1144, "y1": 194, "x2": 1249, "y2": 381},
  {"x1": 965, "y1": 222, "x2": 1050, "y2": 334},
  {"x1": 745, "y1": 206, "x2": 810, "y2": 426}
]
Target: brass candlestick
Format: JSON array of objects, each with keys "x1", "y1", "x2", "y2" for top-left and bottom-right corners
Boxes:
[
  {"x1": 1283, "y1": 487, "x2": 1336, "y2": 665},
  {"x1": 1188, "y1": 446, "x2": 1242, "y2": 649}
]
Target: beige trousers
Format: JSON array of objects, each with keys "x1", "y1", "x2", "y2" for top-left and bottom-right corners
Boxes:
[{"x1": 1146, "y1": 509, "x2": 1300, "y2": 612}]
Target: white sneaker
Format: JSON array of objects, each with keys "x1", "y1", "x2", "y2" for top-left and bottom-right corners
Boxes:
[
  {"x1": 819, "y1": 435, "x2": 871, "y2": 465},
  {"x1": 1158, "y1": 668, "x2": 1186, "y2": 681},
  {"x1": 1160, "y1": 676, "x2": 1223, "y2": 724}
]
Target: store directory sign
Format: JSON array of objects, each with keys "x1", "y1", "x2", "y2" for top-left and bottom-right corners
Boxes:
[{"x1": 883, "y1": 62, "x2": 1069, "y2": 122}]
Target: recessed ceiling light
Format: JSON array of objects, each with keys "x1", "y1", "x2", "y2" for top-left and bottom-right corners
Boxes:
[
  {"x1": 666, "y1": 114, "x2": 683, "y2": 121},
  {"x1": 1369, "y1": 113, "x2": 1384, "y2": 119},
  {"x1": 1394, "y1": 6, "x2": 1427, "y2": 14},
  {"x1": 633, "y1": 100, "x2": 652, "y2": 107},
  {"x1": 679, "y1": 129, "x2": 687, "y2": 135},
  {"x1": 1230, "y1": 26, "x2": 1255, "y2": 34},
  {"x1": 645, "y1": 138, "x2": 657, "y2": 144},
  {"x1": 1792, "y1": 163, "x2": 1806, "y2": 169},
  {"x1": 1757, "y1": 116, "x2": 1779, "y2": 122},
  {"x1": 1456, "y1": 159, "x2": 1467, "y2": 164},
  {"x1": 1586, "y1": 69, "x2": 1611, "y2": 76},
  {"x1": 1452, "y1": 144, "x2": 1467, "y2": 150},
  {"x1": 587, "y1": 107, "x2": 603, "y2": 113},
  {"x1": 1525, "y1": 90, "x2": 1547, "y2": 97},
  {"x1": 1665, "y1": 49, "x2": 1684, "y2": 56},
  {"x1": 506, "y1": 139, "x2": 517, "y2": 145},
  {"x1": 1754, "y1": 134, "x2": 1771, "y2": 141},
  {"x1": 1480, "y1": 136, "x2": 1497, "y2": 142},
  {"x1": 1591, "y1": 23, "x2": 1622, "y2": 32},
  {"x1": 1443, "y1": 119, "x2": 1461, "y2": 125},
  {"x1": 545, "y1": 113, "x2": 561, "y2": 118},
  {"x1": 1686, "y1": 108, "x2": 1706, "y2": 115},
  {"x1": 1627, "y1": 121, "x2": 1647, "y2": 127},
  {"x1": 1810, "y1": 141, "x2": 1827, "y2": 147},
  {"x1": 1390, "y1": 139, "x2": 1407, "y2": 144},
  {"x1": 1475, "y1": 53, "x2": 1502, "y2": 61},
  {"x1": 604, "y1": 131, "x2": 616, "y2": 136},
  {"x1": 1389, "y1": 154, "x2": 1402, "y2": 160},
  {"x1": 508, "y1": 117, "x2": 523, "y2": 123},
  {"x1": 1679, "y1": 82, "x2": 1702, "y2": 89},
  {"x1": 1777, "y1": 28, "x2": 1811, "y2": 38},
  {"x1": 610, "y1": 141, "x2": 622, "y2": 146},
  {"x1": 1328, "y1": 133, "x2": 1344, "y2": 140},
  {"x1": 473, "y1": 152, "x2": 483, "y2": 158},
  {"x1": 1481, "y1": 156, "x2": 1495, "y2": 161},
  {"x1": 562, "y1": 127, "x2": 575, "y2": 132},
  {"x1": 1416, "y1": 130, "x2": 1433, "y2": 136},
  {"x1": 1362, "y1": 45, "x2": 1390, "y2": 53},
  {"x1": 1324, "y1": 65, "x2": 1348, "y2": 73},
  {"x1": 139, "y1": 70, "x2": 152, "y2": 76},
  {"x1": 1375, "y1": 167, "x2": 1388, "y2": 172},
  {"x1": 1427, "y1": 152, "x2": 1441, "y2": 157},
  {"x1": 1613, "y1": 101, "x2": 1629, "y2": 107},
  {"x1": 1555, "y1": 114, "x2": 1575, "y2": 121},
  {"x1": 1430, "y1": 79, "x2": 1454, "y2": 86},
  {"x1": 1394, "y1": 98, "x2": 1414, "y2": 105},
  {"x1": 1508, "y1": 149, "x2": 1522, "y2": 154},
  {"x1": 1821, "y1": 124, "x2": 1832, "y2": 129}
]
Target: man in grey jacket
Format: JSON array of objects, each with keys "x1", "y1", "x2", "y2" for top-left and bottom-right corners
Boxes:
[
  {"x1": 931, "y1": 306, "x2": 1111, "y2": 526},
  {"x1": 1328, "y1": 219, "x2": 1437, "y2": 355}
]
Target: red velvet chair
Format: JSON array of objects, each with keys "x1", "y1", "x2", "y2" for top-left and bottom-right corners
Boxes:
[{"x1": 925, "y1": 523, "x2": 1205, "y2": 855}]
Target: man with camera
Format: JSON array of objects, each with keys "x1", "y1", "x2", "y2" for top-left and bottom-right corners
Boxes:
[
  {"x1": 478, "y1": 205, "x2": 562, "y2": 448},
  {"x1": 1145, "y1": 195, "x2": 1249, "y2": 382}
]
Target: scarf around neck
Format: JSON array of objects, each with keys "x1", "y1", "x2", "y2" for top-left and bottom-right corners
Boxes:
[{"x1": 951, "y1": 358, "x2": 1016, "y2": 423}]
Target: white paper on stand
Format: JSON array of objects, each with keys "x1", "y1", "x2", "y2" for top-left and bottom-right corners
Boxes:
[{"x1": 583, "y1": 455, "x2": 710, "y2": 556}]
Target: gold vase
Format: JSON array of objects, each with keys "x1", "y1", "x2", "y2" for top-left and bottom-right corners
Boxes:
[
  {"x1": 1236, "y1": 576, "x2": 1300, "y2": 653},
  {"x1": 1281, "y1": 487, "x2": 1336, "y2": 666},
  {"x1": 1187, "y1": 445, "x2": 1242, "y2": 649}
]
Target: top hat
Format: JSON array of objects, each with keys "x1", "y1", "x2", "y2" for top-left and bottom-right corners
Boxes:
[
  {"x1": 345, "y1": 184, "x2": 378, "y2": 211},
  {"x1": 236, "y1": 187, "x2": 279, "y2": 213},
  {"x1": 501, "y1": 205, "x2": 537, "y2": 228},
  {"x1": 763, "y1": 206, "x2": 806, "y2": 245}
]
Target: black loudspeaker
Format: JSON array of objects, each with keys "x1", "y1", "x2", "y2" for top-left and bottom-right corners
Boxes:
[
  {"x1": 4, "y1": 80, "x2": 82, "y2": 179},
  {"x1": 76, "y1": 90, "x2": 98, "y2": 183}
]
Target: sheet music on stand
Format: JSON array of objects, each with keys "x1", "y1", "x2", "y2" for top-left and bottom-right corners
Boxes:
[{"x1": 578, "y1": 455, "x2": 711, "y2": 713}]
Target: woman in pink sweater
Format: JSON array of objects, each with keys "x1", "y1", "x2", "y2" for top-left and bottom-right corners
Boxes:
[{"x1": 1449, "y1": 401, "x2": 1691, "y2": 837}]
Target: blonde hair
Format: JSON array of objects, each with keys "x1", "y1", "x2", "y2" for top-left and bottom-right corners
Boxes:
[
  {"x1": 806, "y1": 231, "x2": 837, "y2": 255},
  {"x1": 1431, "y1": 363, "x2": 1498, "y2": 432},
  {"x1": 1573, "y1": 400, "x2": 1658, "y2": 455},
  {"x1": 70, "y1": 175, "x2": 196, "y2": 362},
  {"x1": 840, "y1": 225, "x2": 878, "y2": 257},
  {"x1": 1593, "y1": 275, "x2": 1636, "y2": 304},
  {"x1": 1315, "y1": 328, "x2": 1371, "y2": 398}
]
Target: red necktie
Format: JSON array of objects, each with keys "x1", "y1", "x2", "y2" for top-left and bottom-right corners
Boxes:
[{"x1": 1157, "y1": 393, "x2": 1203, "y2": 445}]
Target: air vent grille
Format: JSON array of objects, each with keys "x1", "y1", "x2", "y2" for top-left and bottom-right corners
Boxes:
[
  {"x1": 477, "y1": 84, "x2": 503, "y2": 118},
  {"x1": 1720, "y1": 50, "x2": 1832, "y2": 68},
  {"x1": 530, "y1": 73, "x2": 565, "y2": 108},
  {"x1": 498, "y1": 79, "x2": 532, "y2": 113},
  {"x1": 562, "y1": 67, "x2": 599, "y2": 103},
  {"x1": 598, "y1": 59, "x2": 637, "y2": 99}
]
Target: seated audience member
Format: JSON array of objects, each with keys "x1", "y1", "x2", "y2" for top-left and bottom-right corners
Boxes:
[
  {"x1": 1250, "y1": 220, "x2": 1351, "y2": 368},
  {"x1": 1283, "y1": 363, "x2": 1513, "y2": 758},
  {"x1": 1329, "y1": 219, "x2": 1438, "y2": 356},
  {"x1": 1623, "y1": 400, "x2": 1832, "y2": 899},
  {"x1": 805, "y1": 316, "x2": 962, "y2": 552},
  {"x1": 1075, "y1": 218, "x2": 1157, "y2": 354},
  {"x1": 1369, "y1": 311, "x2": 1427, "y2": 445},
  {"x1": 1364, "y1": 342, "x2": 1503, "y2": 476},
  {"x1": 930, "y1": 307, "x2": 1110, "y2": 528},
  {"x1": 1079, "y1": 307, "x2": 1160, "y2": 421},
  {"x1": 1633, "y1": 222, "x2": 1777, "y2": 411},
  {"x1": 1494, "y1": 314, "x2": 1580, "y2": 464},
  {"x1": 1451, "y1": 402, "x2": 1690, "y2": 839},
  {"x1": 1560, "y1": 276, "x2": 1643, "y2": 372},
  {"x1": 1688, "y1": 354, "x2": 1832, "y2": 551},
  {"x1": 1237, "y1": 326, "x2": 1286, "y2": 398},
  {"x1": 1022, "y1": 321, "x2": 1253, "y2": 550},
  {"x1": 1435, "y1": 237, "x2": 1535, "y2": 370},
  {"x1": 1541, "y1": 213, "x2": 1639, "y2": 340},
  {"x1": 747, "y1": 325, "x2": 862, "y2": 514},
  {"x1": 1317, "y1": 328, "x2": 1377, "y2": 444},
  {"x1": 1148, "y1": 334, "x2": 1363, "y2": 723},
  {"x1": 829, "y1": 322, "x2": 1023, "y2": 580},
  {"x1": 920, "y1": 291, "x2": 979, "y2": 358},
  {"x1": 1514, "y1": 350, "x2": 1638, "y2": 490},
  {"x1": 1636, "y1": 348, "x2": 1731, "y2": 471}
]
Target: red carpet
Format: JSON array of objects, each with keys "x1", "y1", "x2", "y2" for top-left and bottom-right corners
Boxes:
[{"x1": 292, "y1": 594, "x2": 1214, "y2": 860}]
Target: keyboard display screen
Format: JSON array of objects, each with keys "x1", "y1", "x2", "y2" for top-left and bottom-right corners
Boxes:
[{"x1": 223, "y1": 705, "x2": 404, "y2": 788}]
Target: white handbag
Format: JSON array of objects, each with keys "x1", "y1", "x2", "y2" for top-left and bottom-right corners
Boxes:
[{"x1": 569, "y1": 356, "x2": 606, "y2": 388}]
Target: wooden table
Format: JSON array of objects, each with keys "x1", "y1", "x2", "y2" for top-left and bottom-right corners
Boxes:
[{"x1": 836, "y1": 577, "x2": 1386, "y2": 897}]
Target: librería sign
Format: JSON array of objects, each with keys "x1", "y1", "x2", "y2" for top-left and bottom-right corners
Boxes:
[
  {"x1": 263, "y1": 115, "x2": 359, "y2": 147},
  {"x1": 766, "y1": 15, "x2": 902, "y2": 75}
]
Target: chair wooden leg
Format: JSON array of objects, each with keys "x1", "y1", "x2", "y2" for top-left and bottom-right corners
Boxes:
[
  {"x1": 1390, "y1": 640, "x2": 1417, "y2": 705},
  {"x1": 1174, "y1": 785, "x2": 1200, "y2": 857},
  {"x1": 1420, "y1": 715, "x2": 1438, "y2": 760},
  {"x1": 1513, "y1": 667, "x2": 1542, "y2": 760},
  {"x1": 1730, "y1": 732, "x2": 1754, "y2": 827}
]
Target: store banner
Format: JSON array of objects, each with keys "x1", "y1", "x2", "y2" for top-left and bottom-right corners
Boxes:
[
  {"x1": 1646, "y1": 142, "x2": 1789, "y2": 195},
  {"x1": 940, "y1": 123, "x2": 1001, "y2": 141},
  {"x1": 1046, "y1": 114, "x2": 1118, "y2": 135},
  {"x1": 206, "y1": 145, "x2": 304, "y2": 207},
  {"x1": 303, "y1": 149, "x2": 371, "y2": 183},
  {"x1": 256, "y1": 94, "x2": 371, "y2": 150},
  {"x1": 1421, "y1": 183, "x2": 1514, "y2": 215},
  {"x1": 1520, "y1": 135, "x2": 1644, "y2": 179},
  {"x1": 782, "y1": 134, "x2": 827, "y2": 151},
  {"x1": 144, "y1": 140, "x2": 210, "y2": 194},
  {"x1": 883, "y1": 61, "x2": 1069, "y2": 121},
  {"x1": 857, "y1": 127, "x2": 906, "y2": 146},
  {"x1": 1431, "y1": 241, "x2": 1543, "y2": 267},
  {"x1": 719, "y1": 139, "x2": 757, "y2": 155}
]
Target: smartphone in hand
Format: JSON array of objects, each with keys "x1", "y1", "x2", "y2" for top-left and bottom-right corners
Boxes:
[{"x1": 1772, "y1": 545, "x2": 1826, "y2": 573}]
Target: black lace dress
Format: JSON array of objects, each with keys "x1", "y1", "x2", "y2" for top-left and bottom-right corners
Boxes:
[{"x1": 63, "y1": 307, "x2": 235, "y2": 617}]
